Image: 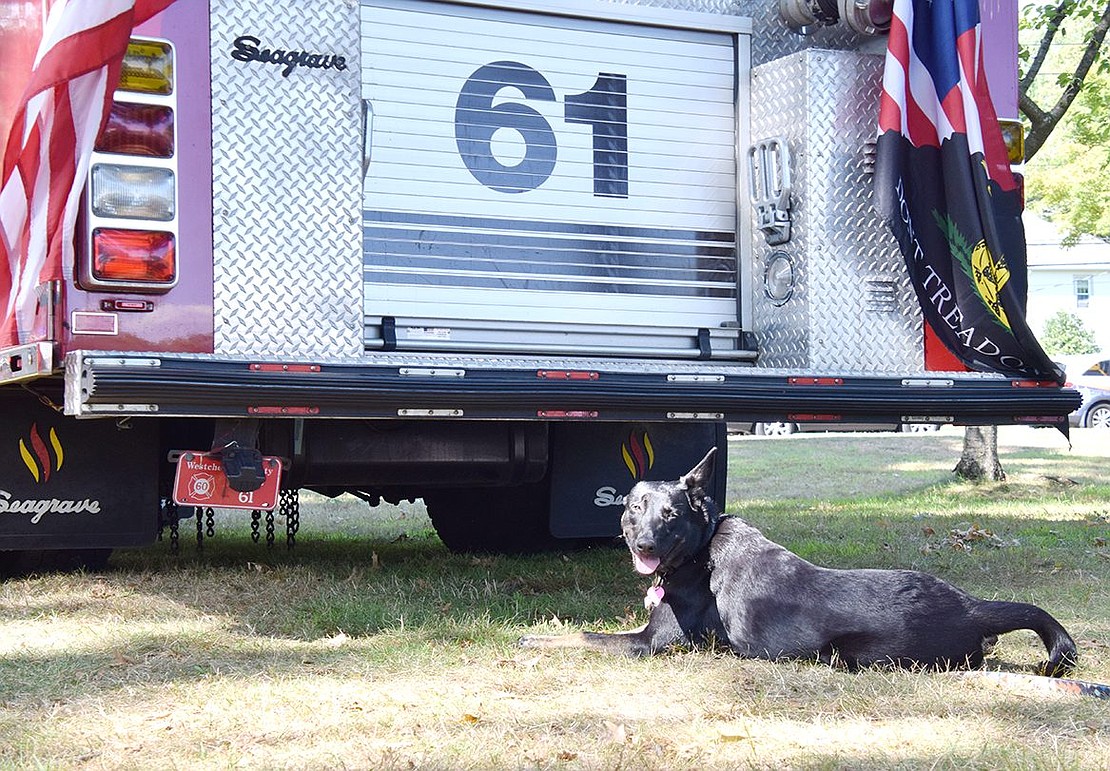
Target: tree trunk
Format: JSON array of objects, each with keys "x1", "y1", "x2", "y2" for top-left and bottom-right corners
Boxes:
[{"x1": 954, "y1": 426, "x2": 1006, "y2": 481}]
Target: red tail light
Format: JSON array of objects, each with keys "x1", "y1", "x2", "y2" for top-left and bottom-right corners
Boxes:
[
  {"x1": 92, "y1": 228, "x2": 176, "y2": 285},
  {"x1": 95, "y1": 102, "x2": 174, "y2": 157}
]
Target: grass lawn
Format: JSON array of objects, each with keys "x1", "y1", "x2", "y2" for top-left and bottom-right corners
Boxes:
[{"x1": 1, "y1": 427, "x2": 1108, "y2": 769}]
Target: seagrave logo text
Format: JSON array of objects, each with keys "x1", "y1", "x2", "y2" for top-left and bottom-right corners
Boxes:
[
  {"x1": 230, "y1": 35, "x2": 347, "y2": 77},
  {"x1": 0, "y1": 490, "x2": 101, "y2": 523}
]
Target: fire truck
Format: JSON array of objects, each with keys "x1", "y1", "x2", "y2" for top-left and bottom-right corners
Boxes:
[{"x1": 0, "y1": 0, "x2": 1079, "y2": 572}]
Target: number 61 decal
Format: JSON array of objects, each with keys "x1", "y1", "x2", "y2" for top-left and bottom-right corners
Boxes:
[{"x1": 455, "y1": 61, "x2": 628, "y2": 198}]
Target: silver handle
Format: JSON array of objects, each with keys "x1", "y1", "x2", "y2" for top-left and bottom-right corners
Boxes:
[
  {"x1": 747, "y1": 137, "x2": 792, "y2": 245},
  {"x1": 361, "y1": 99, "x2": 374, "y2": 182}
]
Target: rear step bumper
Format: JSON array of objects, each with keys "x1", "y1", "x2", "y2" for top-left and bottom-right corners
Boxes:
[{"x1": 66, "y1": 352, "x2": 1081, "y2": 426}]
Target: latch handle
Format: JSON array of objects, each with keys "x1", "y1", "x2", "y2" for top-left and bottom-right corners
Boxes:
[
  {"x1": 747, "y1": 137, "x2": 793, "y2": 246},
  {"x1": 361, "y1": 98, "x2": 374, "y2": 182}
]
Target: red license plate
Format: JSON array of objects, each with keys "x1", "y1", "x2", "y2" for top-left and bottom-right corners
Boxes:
[{"x1": 173, "y1": 451, "x2": 283, "y2": 511}]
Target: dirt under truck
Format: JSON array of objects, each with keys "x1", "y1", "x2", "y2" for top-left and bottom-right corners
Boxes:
[{"x1": 0, "y1": 0, "x2": 1080, "y2": 572}]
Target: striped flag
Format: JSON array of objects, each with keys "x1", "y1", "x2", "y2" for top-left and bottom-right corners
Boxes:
[
  {"x1": 0, "y1": 0, "x2": 175, "y2": 347},
  {"x1": 874, "y1": 0, "x2": 1063, "y2": 383}
]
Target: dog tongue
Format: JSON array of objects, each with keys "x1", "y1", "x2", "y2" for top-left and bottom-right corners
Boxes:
[{"x1": 631, "y1": 552, "x2": 661, "y2": 575}]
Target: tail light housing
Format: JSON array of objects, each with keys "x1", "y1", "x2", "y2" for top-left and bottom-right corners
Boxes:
[{"x1": 81, "y1": 38, "x2": 178, "y2": 293}]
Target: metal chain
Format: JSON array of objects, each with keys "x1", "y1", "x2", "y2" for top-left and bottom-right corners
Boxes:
[
  {"x1": 250, "y1": 509, "x2": 261, "y2": 543},
  {"x1": 168, "y1": 507, "x2": 180, "y2": 554},
  {"x1": 205, "y1": 507, "x2": 215, "y2": 538},
  {"x1": 195, "y1": 507, "x2": 204, "y2": 550},
  {"x1": 19, "y1": 383, "x2": 63, "y2": 413},
  {"x1": 265, "y1": 508, "x2": 275, "y2": 549},
  {"x1": 288, "y1": 492, "x2": 299, "y2": 549},
  {"x1": 280, "y1": 488, "x2": 300, "y2": 549}
]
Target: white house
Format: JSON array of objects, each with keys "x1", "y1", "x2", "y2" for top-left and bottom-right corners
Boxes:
[{"x1": 1023, "y1": 212, "x2": 1110, "y2": 353}]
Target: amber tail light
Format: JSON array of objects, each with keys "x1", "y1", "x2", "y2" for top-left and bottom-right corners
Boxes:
[{"x1": 118, "y1": 40, "x2": 174, "y2": 95}]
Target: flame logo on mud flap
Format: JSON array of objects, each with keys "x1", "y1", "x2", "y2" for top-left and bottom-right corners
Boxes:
[
  {"x1": 18, "y1": 423, "x2": 64, "y2": 483},
  {"x1": 621, "y1": 431, "x2": 655, "y2": 480}
]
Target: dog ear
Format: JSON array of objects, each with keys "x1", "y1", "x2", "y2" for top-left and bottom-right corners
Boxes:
[{"x1": 679, "y1": 447, "x2": 716, "y2": 507}]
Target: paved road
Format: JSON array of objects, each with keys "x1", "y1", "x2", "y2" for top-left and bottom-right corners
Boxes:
[{"x1": 993, "y1": 425, "x2": 1108, "y2": 456}]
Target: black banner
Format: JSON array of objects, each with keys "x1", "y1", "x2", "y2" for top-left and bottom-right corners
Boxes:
[
  {"x1": 874, "y1": 0, "x2": 1063, "y2": 385},
  {"x1": 875, "y1": 133, "x2": 1061, "y2": 382}
]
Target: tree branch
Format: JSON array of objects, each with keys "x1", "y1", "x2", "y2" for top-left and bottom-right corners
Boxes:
[
  {"x1": 1020, "y1": 0, "x2": 1071, "y2": 92},
  {"x1": 1022, "y1": 0, "x2": 1110, "y2": 159}
]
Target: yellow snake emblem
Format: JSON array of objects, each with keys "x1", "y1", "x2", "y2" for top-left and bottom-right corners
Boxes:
[{"x1": 969, "y1": 239, "x2": 1011, "y2": 329}]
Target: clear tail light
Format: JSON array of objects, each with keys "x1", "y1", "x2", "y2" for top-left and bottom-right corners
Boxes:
[{"x1": 91, "y1": 164, "x2": 175, "y2": 220}]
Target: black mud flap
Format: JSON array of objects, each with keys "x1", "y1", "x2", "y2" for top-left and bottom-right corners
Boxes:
[
  {"x1": 547, "y1": 422, "x2": 727, "y2": 539},
  {"x1": 0, "y1": 388, "x2": 159, "y2": 550}
]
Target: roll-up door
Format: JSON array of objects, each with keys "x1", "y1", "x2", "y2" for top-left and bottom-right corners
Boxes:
[{"x1": 360, "y1": 0, "x2": 748, "y2": 358}]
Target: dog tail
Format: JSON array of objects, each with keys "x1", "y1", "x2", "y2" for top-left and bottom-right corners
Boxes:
[{"x1": 974, "y1": 600, "x2": 1078, "y2": 677}]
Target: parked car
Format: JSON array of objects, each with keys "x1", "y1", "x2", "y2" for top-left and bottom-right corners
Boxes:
[
  {"x1": 730, "y1": 421, "x2": 941, "y2": 436},
  {"x1": 1072, "y1": 385, "x2": 1110, "y2": 429},
  {"x1": 1055, "y1": 354, "x2": 1110, "y2": 429}
]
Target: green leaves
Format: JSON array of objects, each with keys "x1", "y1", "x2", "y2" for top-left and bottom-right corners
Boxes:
[
  {"x1": 1040, "y1": 310, "x2": 1101, "y2": 355},
  {"x1": 1018, "y1": 0, "x2": 1109, "y2": 159}
]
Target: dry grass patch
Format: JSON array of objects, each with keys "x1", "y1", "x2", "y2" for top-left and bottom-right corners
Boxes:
[{"x1": 6, "y1": 628, "x2": 1106, "y2": 769}]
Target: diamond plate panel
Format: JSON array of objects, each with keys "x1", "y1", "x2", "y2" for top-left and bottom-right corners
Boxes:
[
  {"x1": 750, "y1": 54, "x2": 806, "y2": 368},
  {"x1": 205, "y1": 0, "x2": 899, "y2": 367},
  {"x1": 750, "y1": 50, "x2": 923, "y2": 372},
  {"x1": 210, "y1": 0, "x2": 363, "y2": 357},
  {"x1": 609, "y1": 0, "x2": 874, "y2": 65}
]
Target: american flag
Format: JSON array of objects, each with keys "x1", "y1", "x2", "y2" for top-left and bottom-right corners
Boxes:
[
  {"x1": 874, "y1": 0, "x2": 1062, "y2": 384},
  {"x1": 0, "y1": 0, "x2": 175, "y2": 347},
  {"x1": 877, "y1": 0, "x2": 1015, "y2": 189}
]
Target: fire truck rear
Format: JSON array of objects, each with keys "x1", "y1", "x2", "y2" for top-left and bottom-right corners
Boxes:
[{"x1": 0, "y1": 0, "x2": 1079, "y2": 571}]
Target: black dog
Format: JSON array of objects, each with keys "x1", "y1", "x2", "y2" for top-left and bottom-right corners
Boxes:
[{"x1": 521, "y1": 448, "x2": 1078, "y2": 676}]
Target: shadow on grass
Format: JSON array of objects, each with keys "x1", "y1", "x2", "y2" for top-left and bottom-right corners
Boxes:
[
  {"x1": 7, "y1": 470, "x2": 1105, "y2": 649},
  {"x1": 3, "y1": 432, "x2": 1108, "y2": 709},
  {"x1": 9, "y1": 506, "x2": 1101, "y2": 665}
]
